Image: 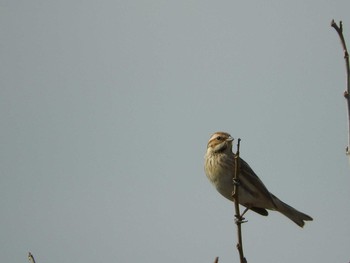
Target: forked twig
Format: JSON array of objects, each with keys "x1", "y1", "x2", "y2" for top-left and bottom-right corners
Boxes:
[
  {"x1": 331, "y1": 19, "x2": 350, "y2": 155},
  {"x1": 232, "y1": 138, "x2": 247, "y2": 263}
]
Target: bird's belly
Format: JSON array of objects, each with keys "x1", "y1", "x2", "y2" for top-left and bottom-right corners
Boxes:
[{"x1": 208, "y1": 170, "x2": 275, "y2": 209}]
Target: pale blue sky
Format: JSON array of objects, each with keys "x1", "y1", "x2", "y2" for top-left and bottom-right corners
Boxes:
[{"x1": 1, "y1": 1, "x2": 350, "y2": 262}]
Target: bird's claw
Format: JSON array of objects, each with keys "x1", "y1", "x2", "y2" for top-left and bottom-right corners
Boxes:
[{"x1": 234, "y1": 215, "x2": 247, "y2": 224}]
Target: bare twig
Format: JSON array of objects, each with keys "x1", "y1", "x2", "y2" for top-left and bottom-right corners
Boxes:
[
  {"x1": 28, "y1": 252, "x2": 36, "y2": 263},
  {"x1": 331, "y1": 19, "x2": 350, "y2": 155},
  {"x1": 232, "y1": 138, "x2": 247, "y2": 263}
]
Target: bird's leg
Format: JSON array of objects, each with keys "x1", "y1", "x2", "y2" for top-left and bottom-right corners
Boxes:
[
  {"x1": 240, "y1": 207, "x2": 249, "y2": 218},
  {"x1": 235, "y1": 207, "x2": 248, "y2": 224}
]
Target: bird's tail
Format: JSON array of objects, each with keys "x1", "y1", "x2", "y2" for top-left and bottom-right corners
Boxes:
[{"x1": 272, "y1": 195, "x2": 313, "y2": 227}]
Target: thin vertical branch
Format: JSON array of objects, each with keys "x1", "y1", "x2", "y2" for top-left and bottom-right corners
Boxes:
[
  {"x1": 28, "y1": 252, "x2": 36, "y2": 263},
  {"x1": 232, "y1": 138, "x2": 247, "y2": 263},
  {"x1": 331, "y1": 19, "x2": 350, "y2": 155}
]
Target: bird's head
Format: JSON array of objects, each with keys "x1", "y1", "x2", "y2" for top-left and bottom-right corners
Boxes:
[{"x1": 207, "y1": 131, "x2": 234, "y2": 154}]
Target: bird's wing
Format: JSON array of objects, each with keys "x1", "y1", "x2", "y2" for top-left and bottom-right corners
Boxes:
[{"x1": 238, "y1": 156, "x2": 278, "y2": 209}]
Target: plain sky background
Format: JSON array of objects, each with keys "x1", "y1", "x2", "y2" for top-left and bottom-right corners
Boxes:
[{"x1": 1, "y1": 1, "x2": 350, "y2": 262}]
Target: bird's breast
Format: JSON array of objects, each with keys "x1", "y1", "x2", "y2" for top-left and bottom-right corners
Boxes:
[{"x1": 205, "y1": 153, "x2": 234, "y2": 193}]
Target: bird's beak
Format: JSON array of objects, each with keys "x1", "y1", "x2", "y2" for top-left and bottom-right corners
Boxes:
[{"x1": 226, "y1": 136, "x2": 234, "y2": 142}]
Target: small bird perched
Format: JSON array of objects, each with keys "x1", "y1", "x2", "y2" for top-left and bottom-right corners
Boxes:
[{"x1": 204, "y1": 131, "x2": 313, "y2": 227}]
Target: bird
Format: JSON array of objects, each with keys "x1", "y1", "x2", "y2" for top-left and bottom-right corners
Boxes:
[{"x1": 204, "y1": 131, "x2": 313, "y2": 227}]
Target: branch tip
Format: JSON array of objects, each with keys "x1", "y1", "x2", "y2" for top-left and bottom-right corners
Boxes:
[
  {"x1": 332, "y1": 19, "x2": 350, "y2": 154},
  {"x1": 331, "y1": 19, "x2": 335, "y2": 27}
]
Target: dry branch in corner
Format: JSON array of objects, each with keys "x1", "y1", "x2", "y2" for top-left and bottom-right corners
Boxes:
[{"x1": 331, "y1": 19, "x2": 350, "y2": 155}]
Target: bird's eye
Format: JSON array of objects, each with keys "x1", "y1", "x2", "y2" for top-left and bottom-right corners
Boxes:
[{"x1": 216, "y1": 136, "x2": 222, "y2": 140}]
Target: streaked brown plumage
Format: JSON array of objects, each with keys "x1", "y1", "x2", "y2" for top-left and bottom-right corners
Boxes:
[{"x1": 204, "y1": 131, "x2": 312, "y2": 227}]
